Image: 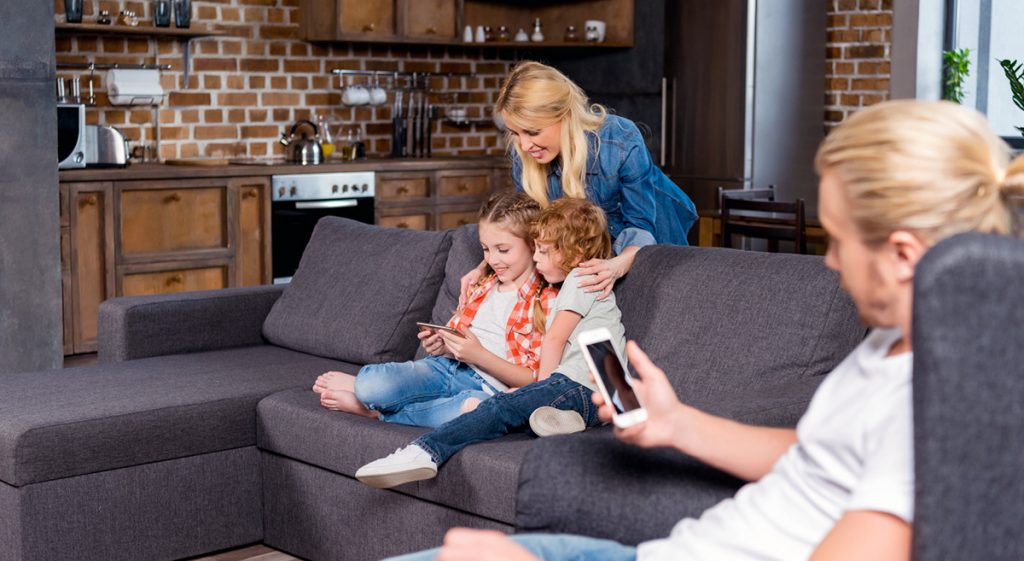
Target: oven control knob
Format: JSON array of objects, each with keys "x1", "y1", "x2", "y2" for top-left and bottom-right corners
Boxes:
[
  {"x1": 362, "y1": 184, "x2": 369, "y2": 192},
  {"x1": 331, "y1": 184, "x2": 339, "y2": 194},
  {"x1": 278, "y1": 186, "x2": 285, "y2": 197},
  {"x1": 342, "y1": 184, "x2": 349, "y2": 193},
  {"x1": 290, "y1": 185, "x2": 297, "y2": 196}
]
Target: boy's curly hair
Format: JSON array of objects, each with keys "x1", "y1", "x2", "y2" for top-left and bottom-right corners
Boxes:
[{"x1": 531, "y1": 198, "x2": 612, "y2": 273}]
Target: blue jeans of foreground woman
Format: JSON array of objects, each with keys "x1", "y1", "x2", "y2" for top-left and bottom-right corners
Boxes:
[
  {"x1": 413, "y1": 373, "x2": 602, "y2": 465},
  {"x1": 385, "y1": 534, "x2": 637, "y2": 561},
  {"x1": 355, "y1": 356, "x2": 496, "y2": 428}
]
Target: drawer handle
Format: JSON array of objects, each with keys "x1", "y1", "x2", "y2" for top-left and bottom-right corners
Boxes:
[
  {"x1": 457, "y1": 183, "x2": 469, "y2": 193},
  {"x1": 396, "y1": 222, "x2": 409, "y2": 229},
  {"x1": 426, "y1": 26, "x2": 437, "y2": 34},
  {"x1": 457, "y1": 219, "x2": 469, "y2": 226},
  {"x1": 243, "y1": 188, "x2": 258, "y2": 199},
  {"x1": 396, "y1": 186, "x2": 409, "y2": 195},
  {"x1": 165, "y1": 192, "x2": 182, "y2": 203},
  {"x1": 81, "y1": 195, "x2": 98, "y2": 206},
  {"x1": 166, "y1": 274, "x2": 184, "y2": 286},
  {"x1": 363, "y1": 22, "x2": 376, "y2": 32}
]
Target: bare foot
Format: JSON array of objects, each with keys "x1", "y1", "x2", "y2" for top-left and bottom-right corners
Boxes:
[
  {"x1": 313, "y1": 371, "x2": 357, "y2": 394},
  {"x1": 320, "y1": 389, "x2": 380, "y2": 419},
  {"x1": 459, "y1": 397, "x2": 481, "y2": 414}
]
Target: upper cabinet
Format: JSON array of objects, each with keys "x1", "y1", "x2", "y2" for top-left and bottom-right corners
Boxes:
[{"x1": 300, "y1": 0, "x2": 634, "y2": 47}]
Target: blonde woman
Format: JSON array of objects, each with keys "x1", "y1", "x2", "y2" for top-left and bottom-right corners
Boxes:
[
  {"x1": 390, "y1": 101, "x2": 1024, "y2": 561},
  {"x1": 461, "y1": 61, "x2": 698, "y2": 301}
]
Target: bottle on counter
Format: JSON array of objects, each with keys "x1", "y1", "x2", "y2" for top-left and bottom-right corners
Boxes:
[{"x1": 317, "y1": 114, "x2": 335, "y2": 158}]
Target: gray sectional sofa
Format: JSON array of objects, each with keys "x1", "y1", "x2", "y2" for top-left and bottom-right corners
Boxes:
[{"x1": 0, "y1": 217, "x2": 869, "y2": 561}]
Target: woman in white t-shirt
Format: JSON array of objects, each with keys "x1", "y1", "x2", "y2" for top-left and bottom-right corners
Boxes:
[{"x1": 386, "y1": 102, "x2": 1024, "y2": 561}]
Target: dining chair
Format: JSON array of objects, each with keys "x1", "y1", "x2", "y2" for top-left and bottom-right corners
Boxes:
[{"x1": 719, "y1": 185, "x2": 808, "y2": 254}]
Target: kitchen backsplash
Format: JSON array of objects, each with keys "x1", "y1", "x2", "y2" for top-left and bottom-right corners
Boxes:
[
  {"x1": 54, "y1": 0, "x2": 515, "y2": 160},
  {"x1": 825, "y1": 0, "x2": 893, "y2": 132}
]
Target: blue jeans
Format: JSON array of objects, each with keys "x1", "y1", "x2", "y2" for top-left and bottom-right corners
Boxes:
[
  {"x1": 385, "y1": 533, "x2": 637, "y2": 561},
  {"x1": 355, "y1": 356, "x2": 496, "y2": 429},
  {"x1": 414, "y1": 373, "x2": 602, "y2": 465}
]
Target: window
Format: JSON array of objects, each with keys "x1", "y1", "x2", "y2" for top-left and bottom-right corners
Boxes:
[{"x1": 947, "y1": 0, "x2": 1024, "y2": 147}]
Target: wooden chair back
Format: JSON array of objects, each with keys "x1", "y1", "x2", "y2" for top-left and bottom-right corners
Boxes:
[{"x1": 719, "y1": 185, "x2": 807, "y2": 254}]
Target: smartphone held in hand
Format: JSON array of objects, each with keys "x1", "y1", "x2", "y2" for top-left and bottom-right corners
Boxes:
[
  {"x1": 578, "y1": 328, "x2": 647, "y2": 428},
  {"x1": 416, "y1": 322, "x2": 466, "y2": 338}
]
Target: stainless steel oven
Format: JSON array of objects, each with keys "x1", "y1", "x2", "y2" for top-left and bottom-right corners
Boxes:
[{"x1": 271, "y1": 172, "x2": 375, "y2": 283}]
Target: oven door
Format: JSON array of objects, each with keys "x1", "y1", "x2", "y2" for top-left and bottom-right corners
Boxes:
[{"x1": 271, "y1": 197, "x2": 375, "y2": 283}]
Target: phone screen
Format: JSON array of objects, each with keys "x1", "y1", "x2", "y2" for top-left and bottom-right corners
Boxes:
[{"x1": 585, "y1": 340, "x2": 642, "y2": 413}]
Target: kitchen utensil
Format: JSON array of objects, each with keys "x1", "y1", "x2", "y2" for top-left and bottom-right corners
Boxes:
[
  {"x1": 56, "y1": 77, "x2": 67, "y2": 103},
  {"x1": 85, "y1": 125, "x2": 130, "y2": 167},
  {"x1": 279, "y1": 119, "x2": 323, "y2": 165},
  {"x1": 63, "y1": 0, "x2": 83, "y2": 23},
  {"x1": 70, "y1": 77, "x2": 81, "y2": 104},
  {"x1": 153, "y1": 0, "x2": 171, "y2": 27},
  {"x1": 173, "y1": 0, "x2": 191, "y2": 28}
]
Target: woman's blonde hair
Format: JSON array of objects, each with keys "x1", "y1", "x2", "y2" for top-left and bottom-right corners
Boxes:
[
  {"x1": 531, "y1": 198, "x2": 612, "y2": 274},
  {"x1": 815, "y1": 100, "x2": 1024, "y2": 245},
  {"x1": 495, "y1": 61, "x2": 607, "y2": 206},
  {"x1": 476, "y1": 191, "x2": 549, "y2": 333}
]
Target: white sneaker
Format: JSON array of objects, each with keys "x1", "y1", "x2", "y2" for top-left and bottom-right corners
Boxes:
[
  {"x1": 355, "y1": 445, "x2": 438, "y2": 489},
  {"x1": 529, "y1": 406, "x2": 586, "y2": 437}
]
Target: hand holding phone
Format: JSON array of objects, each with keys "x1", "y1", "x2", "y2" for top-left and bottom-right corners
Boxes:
[
  {"x1": 578, "y1": 328, "x2": 647, "y2": 429},
  {"x1": 416, "y1": 322, "x2": 466, "y2": 338}
]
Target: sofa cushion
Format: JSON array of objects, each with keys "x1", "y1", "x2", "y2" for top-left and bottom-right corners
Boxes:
[
  {"x1": 262, "y1": 217, "x2": 452, "y2": 364},
  {"x1": 257, "y1": 388, "x2": 531, "y2": 524},
  {"x1": 0, "y1": 346, "x2": 360, "y2": 486},
  {"x1": 615, "y1": 246, "x2": 865, "y2": 424}
]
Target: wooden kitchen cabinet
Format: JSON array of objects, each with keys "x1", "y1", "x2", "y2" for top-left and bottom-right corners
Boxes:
[
  {"x1": 63, "y1": 182, "x2": 115, "y2": 354},
  {"x1": 300, "y1": 0, "x2": 633, "y2": 46},
  {"x1": 375, "y1": 167, "x2": 499, "y2": 232},
  {"x1": 59, "y1": 176, "x2": 271, "y2": 354}
]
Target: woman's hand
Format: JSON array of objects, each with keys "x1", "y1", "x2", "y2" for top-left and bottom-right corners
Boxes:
[
  {"x1": 575, "y1": 248, "x2": 638, "y2": 299},
  {"x1": 458, "y1": 261, "x2": 488, "y2": 307},
  {"x1": 440, "y1": 329, "x2": 487, "y2": 365},
  {"x1": 417, "y1": 329, "x2": 447, "y2": 356},
  {"x1": 437, "y1": 528, "x2": 540, "y2": 561},
  {"x1": 592, "y1": 340, "x2": 688, "y2": 450}
]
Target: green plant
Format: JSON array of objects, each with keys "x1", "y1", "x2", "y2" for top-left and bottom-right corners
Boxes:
[
  {"x1": 943, "y1": 48, "x2": 972, "y2": 104},
  {"x1": 998, "y1": 58, "x2": 1024, "y2": 137}
]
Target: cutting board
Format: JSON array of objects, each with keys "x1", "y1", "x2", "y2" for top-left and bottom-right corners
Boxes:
[{"x1": 164, "y1": 158, "x2": 230, "y2": 166}]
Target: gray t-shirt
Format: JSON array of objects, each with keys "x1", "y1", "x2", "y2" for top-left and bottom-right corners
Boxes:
[{"x1": 546, "y1": 268, "x2": 627, "y2": 391}]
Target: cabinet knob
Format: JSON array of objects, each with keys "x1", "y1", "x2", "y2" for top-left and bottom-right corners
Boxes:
[
  {"x1": 81, "y1": 195, "x2": 98, "y2": 206},
  {"x1": 396, "y1": 186, "x2": 409, "y2": 195},
  {"x1": 165, "y1": 192, "x2": 181, "y2": 203},
  {"x1": 426, "y1": 26, "x2": 437, "y2": 34},
  {"x1": 166, "y1": 274, "x2": 184, "y2": 285},
  {"x1": 457, "y1": 219, "x2": 469, "y2": 226},
  {"x1": 457, "y1": 183, "x2": 469, "y2": 193},
  {"x1": 363, "y1": 22, "x2": 376, "y2": 32},
  {"x1": 396, "y1": 222, "x2": 409, "y2": 229},
  {"x1": 243, "y1": 188, "x2": 258, "y2": 199}
]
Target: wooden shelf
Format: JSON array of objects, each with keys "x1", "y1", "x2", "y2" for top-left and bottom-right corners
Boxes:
[
  {"x1": 55, "y1": 22, "x2": 226, "y2": 39},
  {"x1": 316, "y1": 33, "x2": 631, "y2": 48}
]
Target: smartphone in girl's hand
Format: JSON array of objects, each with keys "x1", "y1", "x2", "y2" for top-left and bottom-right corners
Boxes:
[
  {"x1": 578, "y1": 328, "x2": 647, "y2": 428},
  {"x1": 416, "y1": 322, "x2": 466, "y2": 338}
]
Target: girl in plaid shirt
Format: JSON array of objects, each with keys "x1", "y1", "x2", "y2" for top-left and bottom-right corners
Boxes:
[
  {"x1": 314, "y1": 192, "x2": 557, "y2": 429},
  {"x1": 355, "y1": 198, "x2": 624, "y2": 489}
]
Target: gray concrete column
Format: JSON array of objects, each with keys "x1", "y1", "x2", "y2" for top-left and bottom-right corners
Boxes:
[{"x1": 0, "y1": 2, "x2": 63, "y2": 372}]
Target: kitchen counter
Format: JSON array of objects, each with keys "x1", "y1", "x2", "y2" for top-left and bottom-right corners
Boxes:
[{"x1": 59, "y1": 156, "x2": 510, "y2": 182}]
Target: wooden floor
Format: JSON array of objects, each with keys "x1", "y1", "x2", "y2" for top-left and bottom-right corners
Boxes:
[{"x1": 184, "y1": 544, "x2": 303, "y2": 561}]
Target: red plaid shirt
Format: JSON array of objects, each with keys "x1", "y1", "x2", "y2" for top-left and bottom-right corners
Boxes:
[{"x1": 447, "y1": 271, "x2": 557, "y2": 376}]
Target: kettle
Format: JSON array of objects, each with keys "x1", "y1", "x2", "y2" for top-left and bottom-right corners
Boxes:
[{"x1": 279, "y1": 119, "x2": 323, "y2": 165}]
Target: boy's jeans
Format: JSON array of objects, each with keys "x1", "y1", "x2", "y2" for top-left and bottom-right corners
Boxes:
[
  {"x1": 355, "y1": 355, "x2": 496, "y2": 428},
  {"x1": 414, "y1": 373, "x2": 602, "y2": 465}
]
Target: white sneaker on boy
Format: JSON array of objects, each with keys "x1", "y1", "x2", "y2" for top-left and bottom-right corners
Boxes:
[
  {"x1": 529, "y1": 406, "x2": 586, "y2": 437},
  {"x1": 355, "y1": 444, "x2": 438, "y2": 489}
]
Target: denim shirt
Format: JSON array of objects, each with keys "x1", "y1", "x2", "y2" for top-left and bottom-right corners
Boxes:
[{"x1": 511, "y1": 114, "x2": 698, "y2": 253}]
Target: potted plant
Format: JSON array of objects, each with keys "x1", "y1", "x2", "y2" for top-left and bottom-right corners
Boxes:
[
  {"x1": 943, "y1": 48, "x2": 971, "y2": 104},
  {"x1": 997, "y1": 58, "x2": 1024, "y2": 138}
]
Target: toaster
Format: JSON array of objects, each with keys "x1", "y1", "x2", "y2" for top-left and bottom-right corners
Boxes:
[{"x1": 85, "y1": 125, "x2": 130, "y2": 168}]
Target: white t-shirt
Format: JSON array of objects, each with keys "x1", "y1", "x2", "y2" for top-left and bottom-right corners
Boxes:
[
  {"x1": 546, "y1": 269, "x2": 627, "y2": 391},
  {"x1": 638, "y1": 328, "x2": 914, "y2": 561},
  {"x1": 467, "y1": 285, "x2": 517, "y2": 393}
]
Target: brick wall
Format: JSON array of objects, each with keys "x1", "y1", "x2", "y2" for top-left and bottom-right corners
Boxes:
[
  {"x1": 825, "y1": 0, "x2": 894, "y2": 132},
  {"x1": 54, "y1": 0, "x2": 514, "y2": 160}
]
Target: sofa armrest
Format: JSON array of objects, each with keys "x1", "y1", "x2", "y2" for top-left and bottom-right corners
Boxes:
[
  {"x1": 515, "y1": 428, "x2": 743, "y2": 545},
  {"x1": 98, "y1": 285, "x2": 285, "y2": 363}
]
